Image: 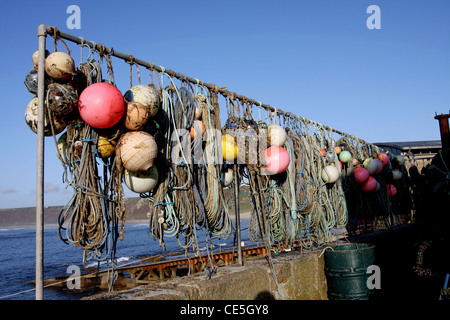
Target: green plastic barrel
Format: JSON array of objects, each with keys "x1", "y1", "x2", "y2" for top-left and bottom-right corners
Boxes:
[{"x1": 324, "y1": 243, "x2": 376, "y2": 300}]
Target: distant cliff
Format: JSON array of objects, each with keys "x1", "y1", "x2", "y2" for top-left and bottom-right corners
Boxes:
[
  {"x1": 0, "y1": 186, "x2": 250, "y2": 229},
  {"x1": 0, "y1": 197, "x2": 150, "y2": 229}
]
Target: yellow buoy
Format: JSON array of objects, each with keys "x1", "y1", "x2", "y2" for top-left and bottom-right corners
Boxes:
[
  {"x1": 222, "y1": 134, "x2": 238, "y2": 161},
  {"x1": 97, "y1": 135, "x2": 117, "y2": 158}
]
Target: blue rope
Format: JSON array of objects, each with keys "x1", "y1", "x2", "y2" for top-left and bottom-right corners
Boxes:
[{"x1": 153, "y1": 201, "x2": 174, "y2": 207}]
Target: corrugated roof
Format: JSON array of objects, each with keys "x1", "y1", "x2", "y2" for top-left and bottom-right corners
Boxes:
[{"x1": 374, "y1": 140, "x2": 442, "y2": 150}]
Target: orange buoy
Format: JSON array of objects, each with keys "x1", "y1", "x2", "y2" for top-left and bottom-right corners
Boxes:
[
  {"x1": 334, "y1": 146, "x2": 342, "y2": 154},
  {"x1": 190, "y1": 120, "x2": 206, "y2": 140},
  {"x1": 124, "y1": 101, "x2": 150, "y2": 131}
]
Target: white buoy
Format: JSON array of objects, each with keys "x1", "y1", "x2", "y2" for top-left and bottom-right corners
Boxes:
[
  {"x1": 124, "y1": 166, "x2": 159, "y2": 193},
  {"x1": 321, "y1": 165, "x2": 340, "y2": 183}
]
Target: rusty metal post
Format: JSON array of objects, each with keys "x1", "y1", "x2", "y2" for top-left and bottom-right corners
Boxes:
[
  {"x1": 35, "y1": 24, "x2": 47, "y2": 300},
  {"x1": 233, "y1": 164, "x2": 243, "y2": 265},
  {"x1": 434, "y1": 113, "x2": 450, "y2": 149}
]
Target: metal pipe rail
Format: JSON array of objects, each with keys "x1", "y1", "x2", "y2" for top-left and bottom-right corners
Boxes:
[{"x1": 40, "y1": 24, "x2": 370, "y2": 144}]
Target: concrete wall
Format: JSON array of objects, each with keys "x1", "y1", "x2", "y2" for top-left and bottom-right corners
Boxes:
[
  {"x1": 85, "y1": 224, "x2": 437, "y2": 301},
  {"x1": 84, "y1": 250, "x2": 328, "y2": 300}
]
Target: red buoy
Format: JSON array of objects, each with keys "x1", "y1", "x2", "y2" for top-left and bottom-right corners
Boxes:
[
  {"x1": 379, "y1": 153, "x2": 389, "y2": 166},
  {"x1": 78, "y1": 83, "x2": 125, "y2": 129},
  {"x1": 360, "y1": 176, "x2": 377, "y2": 192},
  {"x1": 386, "y1": 184, "x2": 397, "y2": 197},
  {"x1": 354, "y1": 167, "x2": 369, "y2": 184}
]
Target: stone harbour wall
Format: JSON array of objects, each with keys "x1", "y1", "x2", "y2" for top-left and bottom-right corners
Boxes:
[
  {"x1": 83, "y1": 250, "x2": 328, "y2": 300},
  {"x1": 84, "y1": 223, "x2": 436, "y2": 301}
]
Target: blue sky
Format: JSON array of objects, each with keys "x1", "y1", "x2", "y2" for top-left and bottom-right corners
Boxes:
[{"x1": 0, "y1": 0, "x2": 449, "y2": 209}]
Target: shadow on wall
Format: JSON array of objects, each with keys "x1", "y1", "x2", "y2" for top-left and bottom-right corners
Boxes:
[{"x1": 254, "y1": 290, "x2": 276, "y2": 300}]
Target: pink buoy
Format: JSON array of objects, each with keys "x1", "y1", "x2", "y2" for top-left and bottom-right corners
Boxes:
[
  {"x1": 354, "y1": 167, "x2": 369, "y2": 184},
  {"x1": 264, "y1": 146, "x2": 290, "y2": 174},
  {"x1": 360, "y1": 176, "x2": 377, "y2": 193},
  {"x1": 78, "y1": 83, "x2": 125, "y2": 129},
  {"x1": 379, "y1": 153, "x2": 389, "y2": 166},
  {"x1": 386, "y1": 184, "x2": 397, "y2": 197}
]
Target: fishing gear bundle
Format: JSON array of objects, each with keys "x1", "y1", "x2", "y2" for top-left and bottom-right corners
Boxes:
[
  {"x1": 24, "y1": 33, "x2": 127, "y2": 270},
  {"x1": 25, "y1": 27, "x2": 411, "y2": 272}
]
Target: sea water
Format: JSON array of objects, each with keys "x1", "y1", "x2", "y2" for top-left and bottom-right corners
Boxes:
[{"x1": 0, "y1": 220, "x2": 250, "y2": 300}]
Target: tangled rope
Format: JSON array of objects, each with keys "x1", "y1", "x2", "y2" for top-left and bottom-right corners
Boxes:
[
  {"x1": 54, "y1": 59, "x2": 125, "y2": 271},
  {"x1": 146, "y1": 74, "x2": 232, "y2": 253},
  {"x1": 39, "y1": 32, "x2": 403, "y2": 267}
]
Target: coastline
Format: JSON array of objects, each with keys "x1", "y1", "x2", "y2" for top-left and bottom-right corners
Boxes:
[{"x1": 0, "y1": 212, "x2": 251, "y2": 231}]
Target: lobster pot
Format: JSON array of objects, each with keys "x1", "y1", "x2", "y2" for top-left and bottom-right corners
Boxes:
[
  {"x1": 324, "y1": 243, "x2": 376, "y2": 300},
  {"x1": 118, "y1": 131, "x2": 158, "y2": 172},
  {"x1": 222, "y1": 116, "x2": 258, "y2": 165}
]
